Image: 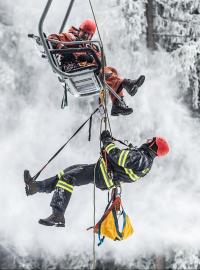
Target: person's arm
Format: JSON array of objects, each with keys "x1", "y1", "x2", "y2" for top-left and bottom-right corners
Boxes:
[{"x1": 48, "y1": 32, "x2": 76, "y2": 49}]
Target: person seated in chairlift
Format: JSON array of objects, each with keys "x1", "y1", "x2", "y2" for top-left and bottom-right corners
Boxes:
[
  {"x1": 24, "y1": 131, "x2": 169, "y2": 227},
  {"x1": 48, "y1": 19, "x2": 145, "y2": 117}
]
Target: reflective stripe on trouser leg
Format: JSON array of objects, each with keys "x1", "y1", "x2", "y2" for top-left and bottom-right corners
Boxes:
[
  {"x1": 100, "y1": 158, "x2": 114, "y2": 189},
  {"x1": 56, "y1": 170, "x2": 73, "y2": 193},
  {"x1": 56, "y1": 180, "x2": 73, "y2": 193}
]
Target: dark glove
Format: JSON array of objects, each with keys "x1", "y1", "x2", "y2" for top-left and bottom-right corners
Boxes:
[
  {"x1": 101, "y1": 130, "x2": 113, "y2": 146},
  {"x1": 60, "y1": 52, "x2": 76, "y2": 64},
  {"x1": 77, "y1": 54, "x2": 94, "y2": 63}
]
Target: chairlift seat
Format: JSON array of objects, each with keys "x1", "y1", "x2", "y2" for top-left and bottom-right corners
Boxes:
[{"x1": 62, "y1": 69, "x2": 102, "y2": 97}]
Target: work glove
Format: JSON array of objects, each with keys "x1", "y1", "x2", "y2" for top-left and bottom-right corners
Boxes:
[
  {"x1": 60, "y1": 52, "x2": 76, "y2": 64},
  {"x1": 101, "y1": 130, "x2": 113, "y2": 146},
  {"x1": 77, "y1": 54, "x2": 94, "y2": 63}
]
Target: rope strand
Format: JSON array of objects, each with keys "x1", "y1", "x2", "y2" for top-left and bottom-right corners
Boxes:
[{"x1": 88, "y1": 2, "x2": 114, "y2": 268}]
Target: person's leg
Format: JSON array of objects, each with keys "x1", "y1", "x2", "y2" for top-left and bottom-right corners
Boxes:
[
  {"x1": 104, "y1": 67, "x2": 133, "y2": 116},
  {"x1": 104, "y1": 66, "x2": 124, "y2": 102},
  {"x1": 122, "y1": 75, "x2": 145, "y2": 96},
  {"x1": 39, "y1": 164, "x2": 96, "y2": 227},
  {"x1": 24, "y1": 164, "x2": 85, "y2": 196},
  {"x1": 24, "y1": 170, "x2": 58, "y2": 195},
  {"x1": 105, "y1": 65, "x2": 145, "y2": 95}
]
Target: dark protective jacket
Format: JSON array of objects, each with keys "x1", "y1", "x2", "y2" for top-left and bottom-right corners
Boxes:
[
  {"x1": 42, "y1": 142, "x2": 156, "y2": 213},
  {"x1": 96, "y1": 142, "x2": 156, "y2": 190}
]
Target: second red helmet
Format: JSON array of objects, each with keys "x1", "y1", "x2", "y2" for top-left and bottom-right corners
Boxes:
[{"x1": 79, "y1": 19, "x2": 96, "y2": 35}]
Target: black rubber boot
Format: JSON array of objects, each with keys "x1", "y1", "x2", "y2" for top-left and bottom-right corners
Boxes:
[
  {"x1": 24, "y1": 170, "x2": 38, "y2": 196},
  {"x1": 38, "y1": 210, "x2": 65, "y2": 227},
  {"x1": 122, "y1": 75, "x2": 145, "y2": 96},
  {"x1": 111, "y1": 97, "x2": 133, "y2": 116}
]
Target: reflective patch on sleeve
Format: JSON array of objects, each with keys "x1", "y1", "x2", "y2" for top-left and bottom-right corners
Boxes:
[
  {"x1": 124, "y1": 168, "x2": 140, "y2": 181},
  {"x1": 142, "y1": 168, "x2": 150, "y2": 174},
  {"x1": 118, "y1": 150, "x2": 129, "y2": 167}
]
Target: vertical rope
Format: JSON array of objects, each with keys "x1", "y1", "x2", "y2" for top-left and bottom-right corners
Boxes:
[
  {"x1": 88, "y1": 2, "x2": 114, "y2": 268},
  {"x1": 92, "y1": 163, "x2": 97, "y2": 270},
  {"x1": 88, "y1": 0, "x2": 110, "y2": 132}
]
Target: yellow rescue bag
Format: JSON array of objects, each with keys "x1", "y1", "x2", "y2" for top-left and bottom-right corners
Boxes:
[
  {"x1": 100, "y1": 207, "x2": 134, "y2": 241},
  {"x1": 89, "y1": 193, "x2": 134, "y2": 245}
]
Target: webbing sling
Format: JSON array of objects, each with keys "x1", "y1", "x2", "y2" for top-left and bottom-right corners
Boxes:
[{"x1": 32, "y1": 106, "x2": 100, "y2": 181}]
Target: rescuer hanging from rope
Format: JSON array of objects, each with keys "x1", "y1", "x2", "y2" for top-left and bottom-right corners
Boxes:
[
  {"x1": 48, "y1": 19, "x2": 145, "y2": 116},
  {"x1": 24, "y1": 131, "x2": 169, "y2": 227}
]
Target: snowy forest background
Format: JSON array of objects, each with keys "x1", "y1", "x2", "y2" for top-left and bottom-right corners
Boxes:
[{"x1": 1, "y1": 0, "x2": 200, "y2": 269}]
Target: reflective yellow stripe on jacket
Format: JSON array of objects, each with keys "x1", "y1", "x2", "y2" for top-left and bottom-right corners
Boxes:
[
  {"x1": 118, "y1": 150, "x2": 129, "y2": 167},
  {"x1": 124, "y1": 168, "x2": 140, "y2": 181},
  {"x1": 118, "y1": 150, "x2": 141, "y2": 182},
  {"x1": 100, "y1": 158, "x2": 114, "y2": 189}
]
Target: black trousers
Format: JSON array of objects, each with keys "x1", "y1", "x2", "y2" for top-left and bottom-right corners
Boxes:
[{"x1": 35, "y1": 164, "x2": 107, "y2": 214}]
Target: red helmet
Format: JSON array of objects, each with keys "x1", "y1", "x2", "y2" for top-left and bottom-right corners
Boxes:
[
  {"x1": 79, "y1": 19, "x2": 96, "y2": 35},
  {"x1": 148, "y1": 137, "x2": 169, "y2": 157}
]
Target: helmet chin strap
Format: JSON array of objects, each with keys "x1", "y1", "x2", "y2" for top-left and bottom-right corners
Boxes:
[
  {"x1": 140, "y1": 142, "x2": 157, "y2": 157},
  {"x1": 148, "y1": 140, "x2": 158, "y2": 156}
]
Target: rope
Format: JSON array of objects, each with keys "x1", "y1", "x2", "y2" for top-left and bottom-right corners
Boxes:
[
  {"x1": 88, "y1": 0, "x2": 110, "y2": 131},
  {"x1": 61, "y1": 84, "x2": 68, "y2": 109},
  {"x1": 88, "y1": 1, "x2": 112, "y2": 268},
  {"x1": 92, "y1": 162, "x2": 97, "y2": 270},
  {"x1": 88, "y1": 0, "x2": 104, "y2": 51},
  {"x1": 32, "y1": 106, "x2": 100, "y2": 181},
  {"x1": 88, "y1": 2, "x2": 115, "y2": 268}
]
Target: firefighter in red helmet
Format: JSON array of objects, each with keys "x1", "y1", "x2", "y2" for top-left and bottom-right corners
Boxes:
[
  {"x1": 79, "y1": 19, "x2": 96, "y2": 40},
  {"x1": 48, "y1": 19, "x2": 145, "y2": 116},
  {"x1": 24, "y1": 131, "x2": 169, "y2": 227}
]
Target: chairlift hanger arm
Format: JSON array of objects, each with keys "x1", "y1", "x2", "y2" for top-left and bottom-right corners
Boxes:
[
  {"x1": 59, "y1": 0, "x2": 75, "y2": 34},
  {"x1": 38, "y1": 0, "x2": 55, "y2": 70}
]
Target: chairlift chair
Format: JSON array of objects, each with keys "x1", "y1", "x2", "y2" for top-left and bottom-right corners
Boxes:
[{"x1": 28, "y1": 0, "x2": 122, "y2": 105}]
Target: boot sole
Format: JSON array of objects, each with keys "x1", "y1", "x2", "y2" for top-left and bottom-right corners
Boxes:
[
  {"x1": 129, "y1": 75, "x2": 145, "y2": 96},
  {"x1": 136, "y1": 75, "x2": 145, "y2": 87},
  {"x1": 111, "y1": 110, "x2": 133, "y2": 116},
  {"x1": 38, "y1": 219, "x2": 65, "y2": 227},
  {"x1": 24, "y1": 170, "x2": 33, "y2": 185}
]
